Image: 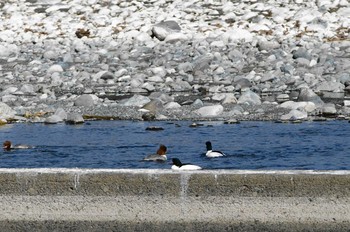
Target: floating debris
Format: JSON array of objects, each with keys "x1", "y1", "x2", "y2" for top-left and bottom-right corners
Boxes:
[{"x1": 146, "y1": 126, "x2": 164, "y2": 131}]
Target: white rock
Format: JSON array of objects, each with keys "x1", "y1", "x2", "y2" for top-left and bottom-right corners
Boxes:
[
  {"x1": 115, "y1": 68, "x2": 128, "y2": 78},
  {"x1": 2, "y1": 95, "x2": 17, "y2": 103},
  {"x1": 322, "y1": 103, "x2": 337, "y2": 114},
  {"x1": 222, "y1": 93, "x2": 238, "y2": 105},
  {"x1": 148, "y1": 75, "x2": 163, "y2": 83},
  {"x1": 54, "y1": 108, "x2": 67, "y2": 121},
  {"x1": 195, "y1": 105, "x2": 224, "y2": 117},
  {"x1": 47, "y1": 64, "x2": 64, "y2": 74},
  {"x1": 74, "y1": 94, "x2": 95, "y2": 107},
  {"x1": 66, "y1": 113, "x2": 84, "y2": 124},
  {"x1": 165, "y1": 102, "x2": 181, "y2": 109},
  {"x1": 121, "y1": 95, "x2": 151, "y2": 107},
  {"x1": 20, "y1": 84, "x2": 35, "y2": 93},
  {"x1": 0, "y1": 102, "x2": 16, "y2": 119},
  {"x1": 164, "y1": 33, "x2": 188, "y2": 43},
  {"x1": 142, "y1": 83, "x2": 155, "y2": 92},
  {"x1": 237, "y1": 91, "x2": 261, "y2": 105},
  {"x1": 280, "y1": 101, "x2": 316, "y2": 112},
  {"x1": 151, "y1": 67, "x2": 167, "y2": 78},
  {"x1": 221, "y1": 29, "x2": 253, "y2": 43},
  {"x1": 45, "y1": 115, "x2": 63, "y2": 124},
  {"x1": 0, "y1": 43, "x2": 18, "y2": 59},
  {"x1": 192, "y1": 99, "x2": 204, "y2": 107},
  {"x1": 281, "y1": 109, "x2": 308, "y2": 121},
  {"x1": 315, "y1": 81, "x2": 345, "y2": 92},
  {"x1": 2, "y1": 86, "x2": 18, "y2": 94},
  {"x1": 212, "y1": 93, "x2": 226, "y2": 102}
]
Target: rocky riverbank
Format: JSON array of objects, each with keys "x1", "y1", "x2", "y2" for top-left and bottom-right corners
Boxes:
[{"x1": 0, "y1": 0, "x2": 350, "y2": 124}]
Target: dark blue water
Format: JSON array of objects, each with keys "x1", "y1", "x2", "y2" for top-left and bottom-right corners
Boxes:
[{"x1": 1, "y1": 120, "x2": 349, "y2": 170}]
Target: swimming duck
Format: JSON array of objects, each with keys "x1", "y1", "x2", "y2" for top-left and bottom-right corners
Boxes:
[
  {"x1": 143, "y1": 145, "x2": 167, "y2": 161},
  {"x1": 3, "y1": 141, "x2": 32, "y2": 151},
  {"x1": 205, "y1": 141, "x2": 225, "y2": 157},
  {"x1": 171, "y1": 158, "x2": 202, "y2": 170}
]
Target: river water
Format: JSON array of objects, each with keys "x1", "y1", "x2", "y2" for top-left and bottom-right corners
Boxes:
[{"x1": 1, "y1": 120, "x2": 349, "y2": 170}]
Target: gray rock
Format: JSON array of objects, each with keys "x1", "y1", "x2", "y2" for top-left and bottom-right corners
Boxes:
[
  {"x1": 237, "y1": 90, "x2": 261, "y2": 105},
  {"x1": 297, "y1": 88, "x2": 324, "y2": 107},
  {"x1": 229, "y1": 105, "x2": 244, "y2": 115},
  {"x1": 195, "y1": 105, "x2": 224, "y2": 117},
  {"x1": 321, "y1": 103, "x2": 337, "y2": 115},
  {"x1": 276, "y1": 94, "x2": 290, "y2": 103},
  {"x1": 192, "y1": 99, "x2": 204, "y2": 107},
  {"x1": 281, "y1": 109, "x2": 308, "y2": 121},
  {"x1": 170, "y1": 80, "x2": 191, "y2": 91},
  {"x1": 222, "y1": 93, "x2": 238, "y2": 105},
  {"x1": 212, "y1": 93, "x2": 226, "y2": 102},
  {"x1": 152, "y1": 21, "x2": 181, "y2": 41},
  {"x1": 147, "y1": 75, "x2": 163, "y2": 83},
  {"x1": 165, "y1": 102, "x2": 181, "y2": 109},
  {"x1": 257, "y1": 40, "x2": 280, "y2": 51},
  {"x1": 100, "y1": 71, "x2": 115, "y2": 80},
  {"x1": 234, "y1": 78, "x2": 251, "y2": 90},
  {"x1": 20, "y1": 84, "x2": 35, "y2": 94},
  {"x1": 280, "y1": 101, "x2": 316, "y2": 112},
  {"x1": 192, "y1": 54, "x2": 213, "y2": 71},
  {"x1": 45, "y1": 115, "x2": 63, "y2": 124},
  {"x1": 280, "y1": 63, "x2": 294, "y2": 75},
  {"x1": 54, "y1": 108, "x2": 67, "y2": 121},
  {"x1": 0, "y1": 102, "x2": 16, "y2": 119},
  {"x1": 74, "y1": 94, "x2": 95, "y2": 107},
  {"x1": 2, "y1": 94, "x2": 17, "y2": 103},
  {"x1": 142, "y1": 99, "x2": 163, "y2": 113},
  {"x1": 142, "y1": 112, "x2": 156, "y2": 121},
  {"x1": 178, "y1": 62, "x2": 193, "y2": 73},
  {"x1": 66, "y1": 113, "x2": 84, "y2": 124},
  {"x1": 121, "y1": 95, "x2": 151, "y2": 107},
  {"x1": 164, "y1": 33, "x2": 188, "y2": 43},
  {"x1": 315, "y1": 81, "x2": 345, "y2": 93},
  {"x1": 142, "y1": 83, "x2": 155, "y2": 92},
  {"x1": 292, "y1": 48, "x2": 312, "y2": 60},
  {"x1": 149, "y1": 92, "x2": 174, "y2": 104}
]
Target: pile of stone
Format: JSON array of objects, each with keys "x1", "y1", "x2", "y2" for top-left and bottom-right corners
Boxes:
[{"x1": 0, "y1": 0, "x2": 349, "y2": 124}]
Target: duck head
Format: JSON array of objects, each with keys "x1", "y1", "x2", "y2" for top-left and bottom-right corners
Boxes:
[
  {"x1": 206, "y1": 141, "x2": 212, "y2": 151},
  {"x1": 172, "y1": 158, "x2": 182, "y2": 167},
  {"x1": 157, "y1": 145, "x2": 167, "y2": 155},
  {"x1": 3, "y1": 141, "x2": 11, "y2": 150}
]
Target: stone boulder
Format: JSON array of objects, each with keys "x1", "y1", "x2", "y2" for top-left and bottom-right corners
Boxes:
[
  {"x1": 45, "y1": 115, "x2": 63, "y2": 124},
  {"x1": 321, "y1": 103, "x2": 337, "y2": 116},
  {"x1": 0, "y1": 102, "x2": 16, "y2": 119},
  {"x1": 74, "y1": 94, "x2": 95, "y2": 107},
  {"x1": 151, "y1": 21, "x2": 181, "y2": 41},
  {"x1": 54, "y1": 108, "x2": 67, "y2": 121},
  {"x1": 222, "y1": 93, "x2": 238, "y2": 105},
  {"x1": 142, "y1": 99, "x2": 163, "y2": 113},
  {"x1": 237, "y1": 90, "x2": 261, "y2": 105},
  {"x1": 297, "y1": 88, "x2": 324, "y2": 107},
  {"x1": 280, "y1": 101, "x2": 316, "y2": 113},
  {"x1": 195, "y1": 105, "x2": 224, "y2": 117},
  {"x1": 66, "y1": 113, "x2": 84, "y2": 124},
  {"x1": 149, "y1": 92, "x2": 174, "y2": 104},
  {"x1": 164, "y1": 102, "x2": 181, "y2": 109},
  {"x1": 121, "y1": 95, "x2": 151, "y2": 107},
  {"x1": 315, "y1": 81, "x2": 345, "y2": 93},
  {"x1": 281, "y1": 109, "x2": 308, "y2": 121}
]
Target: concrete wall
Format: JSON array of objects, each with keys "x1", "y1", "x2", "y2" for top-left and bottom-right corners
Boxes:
[{"x1": 0, "y1": 168, "x2": 350, "y2": 231}]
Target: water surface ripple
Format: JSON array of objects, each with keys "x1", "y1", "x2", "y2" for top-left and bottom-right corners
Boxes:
[{"x1": 1, "y1": 120, "x2": 349, "y2": 170}]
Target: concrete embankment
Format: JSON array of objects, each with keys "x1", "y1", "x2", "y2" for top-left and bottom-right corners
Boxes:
[{"x1": 0, "y1": 168, "x2": 350, "y2": 231}]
